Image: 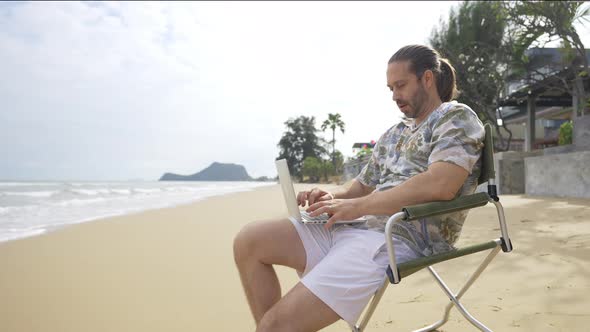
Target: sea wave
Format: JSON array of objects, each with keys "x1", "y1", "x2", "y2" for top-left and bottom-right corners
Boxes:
[
  {"x1": 0, "y1": 182, "x2": 59, "y2": 187},
  {"x1": 0, "y1": 181, "x2": 274, "y2": 244},
  {"x1": 69, "y1": 188, "x2": 111, "y2": 196},
  {"x1": 1, "y1": 191, "x2": 59, "y2": 198}
]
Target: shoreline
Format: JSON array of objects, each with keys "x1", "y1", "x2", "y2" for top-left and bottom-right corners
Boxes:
[
  {"x1": 0, "y1": 185, "x2": 589, "y2": 331},
  {"x1": 0, "y1": 181, "x2": 276, "y2": 246}
]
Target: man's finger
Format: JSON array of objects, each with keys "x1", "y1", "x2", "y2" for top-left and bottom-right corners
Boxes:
[
  {"x1": 308, "y1": 203, "x2": 332, "y2": 217},
  {"x1": 324, "y1": 213, "x2": 339, "y2": 230},
  {"x1": 308, "y1": 188, "x2": 322, "y2": 205},
  {"x1": 306, "y1": 200, "x2": 330, "y2": 213},
  {"x1": 298, "y1": 192, "x2": 308, "y2": 206}
]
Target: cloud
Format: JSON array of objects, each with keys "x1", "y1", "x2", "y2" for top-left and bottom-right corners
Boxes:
[{"x1": 1, "y1": 1, "x2": 463, "y2": 180}]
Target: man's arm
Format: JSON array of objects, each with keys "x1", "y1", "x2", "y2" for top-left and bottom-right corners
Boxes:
[
  {"x1": 331, "y1": 179, "x2": 374, "y2": 199},
  {"x1": 307, "y1": 161, "x2": 468, "y2": 226},
  {"x1": 359, "y1": 161, "x2": 468, "y2": 216}
]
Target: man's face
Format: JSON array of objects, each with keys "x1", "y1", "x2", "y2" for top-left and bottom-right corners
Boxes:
[{"x1": 386, "y1": 61, "x2": 429, "y2": 119}]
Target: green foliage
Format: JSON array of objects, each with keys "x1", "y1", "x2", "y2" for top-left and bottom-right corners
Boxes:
[
  {"x1": 430, "y1": 1, "x2": 510, "y2": 126},
  {"x1": 430, "y1": 0, "x2": 590, "y2": 147},
  {"x1": 321, "y1": 113, "x2": 346, "y2": 171},
  {"x1": 505, "y1": 1, "x2": 589, "y2": 114},
  {"x1": 301, "y1": 153, "x2": 342, "y2": 183},
  {"x1": 321, "y1": 113, "x2": 346, "y2": 134},
  {"x1": 302, "y1": 156, "x2": 323, "y2": 183},
  {"x1": 505, "y1": 1, "x2": 589, "y2": 52},
  {"x1": 320, "y1": 159, "x2": 335, "y2": 183},
  {"x1": 332, "y1": 150, "x2": 344, "y2": 175},
  {"x1": 277, "y1": 116, "x2": 326, "y2": 181},
  {"x1": 558, "y1": 121, "x2": 573, "y2": 145}
]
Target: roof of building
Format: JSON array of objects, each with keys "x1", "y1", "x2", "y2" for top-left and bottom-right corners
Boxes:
[{"x1": 499, "y1": 47, "x2": 590, "y2": 118}]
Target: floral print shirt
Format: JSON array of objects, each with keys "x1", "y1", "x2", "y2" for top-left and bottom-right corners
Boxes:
[{"x1": 354, "y1": 101, "x2": 485, "y2": 256}]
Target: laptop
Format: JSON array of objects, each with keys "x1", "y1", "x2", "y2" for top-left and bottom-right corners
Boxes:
[{"x1": 275, "y1": 159, "x2": 367, "y2": 225}]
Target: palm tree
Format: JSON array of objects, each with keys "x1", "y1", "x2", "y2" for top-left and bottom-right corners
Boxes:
[{"x1": 321, "y1": 113, "x2": 345, "y2": 169}]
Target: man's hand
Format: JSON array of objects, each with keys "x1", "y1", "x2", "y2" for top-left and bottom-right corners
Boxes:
[
  {"x1": 296, "y1": 188, "x2": 334, "y2": 207},
  {"x1": 306, "y1": 197, "x2": 366, "y2": 230}
]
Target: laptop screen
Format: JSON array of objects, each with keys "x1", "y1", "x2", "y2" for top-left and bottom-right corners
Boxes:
[{"x1": 275, "y1": 159, "x2": 302, "y2": 220}]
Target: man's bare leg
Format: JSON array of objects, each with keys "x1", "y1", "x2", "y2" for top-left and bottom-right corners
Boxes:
[
  {"x1": 257, "y1": 282, "x2": 341, "y2": 332},
  {"x1": 233, "y1": 219, "x2": 307, "y2": 324}
]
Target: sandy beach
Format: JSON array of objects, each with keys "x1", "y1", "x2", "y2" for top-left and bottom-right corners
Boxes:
[{"x1": 1, "y1": 184, "x2": 589, "y2": 332}]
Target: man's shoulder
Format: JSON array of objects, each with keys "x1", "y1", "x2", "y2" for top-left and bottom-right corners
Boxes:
[
  {"x1": 429, "y1": 102, "x2": 483, "y2": 129},
  {"x1": 437, "y1": 101, "x2": 478, "y2": 118}
]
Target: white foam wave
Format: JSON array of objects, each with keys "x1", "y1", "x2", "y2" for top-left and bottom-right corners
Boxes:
[
  {"x1": 52, "y1": 197, "x2": 109, "y2": 207},
  {"x1": 1, "y1": 191, "x2": 58, "y2": 198},
  {"x1": 110, "y1": 189, "x2": 131, "y2": 195},
  {"x1": 0, "y1": 205, "x2": 36, "y2": 215},
  {"x1": 0, "y1": 228, "x2": 47, "y2": 243},
  {"x1": 0, "y1": 182, "x2": 58, "y2": 187},
  {"x1": 132, "y1": 188, "x2": 162, "y2": 194},
  {"x1": 69, "y1": 189, "x2": 111, "y2": 196}
]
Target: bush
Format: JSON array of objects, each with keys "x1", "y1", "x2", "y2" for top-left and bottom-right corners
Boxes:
[
  {"x1": 558, "y1": 121, "x2": 573, "y2": 145},
  {"x1": 302, "y1": 157, "x2": 323, "y2": 183}
]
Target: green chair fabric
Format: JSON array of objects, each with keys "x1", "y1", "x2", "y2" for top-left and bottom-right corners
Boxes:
[
  {"x1": 478, "y1": 122, "x2": 496, "y2": 185},
  {"x1": 388, "y1": 240, "x2": 499, "y2": 282},
  {"x1": 402, "y1": 192, "x2": 490, "y2": 221}
]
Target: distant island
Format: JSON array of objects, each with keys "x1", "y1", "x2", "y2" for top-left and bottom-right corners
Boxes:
[{"x1": 159, "y1": 162, "x2": 273, "y2": 182}]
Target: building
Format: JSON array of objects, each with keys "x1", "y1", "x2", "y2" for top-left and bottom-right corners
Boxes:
[
  {"x1": 498, "y1": 47, "x2": 590, "y2": 152},
  {"x1": 494, "y1": 47, "x2": 590, "y2": 198},
  {"x1": 352, "y1": 142, "x2": 376, "y2": 155}
]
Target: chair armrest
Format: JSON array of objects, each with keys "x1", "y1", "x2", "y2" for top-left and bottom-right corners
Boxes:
[{"x1": 402, "y1": 192, "x2": 490, "y2": 221}]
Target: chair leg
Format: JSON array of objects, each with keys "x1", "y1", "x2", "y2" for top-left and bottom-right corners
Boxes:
[
  {"x1": 352, "y1": 277, "x2": 390, "y2": 332},
  {"x1": 414, "y1": 246, "x2": 501, "y2": 332}
]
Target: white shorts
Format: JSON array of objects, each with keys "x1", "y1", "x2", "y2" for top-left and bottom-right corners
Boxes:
[{"x1": 289, "y1": 218, "x2": 420, "y2": 326}]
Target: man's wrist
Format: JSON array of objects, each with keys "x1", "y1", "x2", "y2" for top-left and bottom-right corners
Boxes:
[{"x1": 354, "y1": 195, "x2": 370, "y2": 216}]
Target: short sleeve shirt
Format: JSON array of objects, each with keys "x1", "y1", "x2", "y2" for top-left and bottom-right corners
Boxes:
[{"x1": 354, "y1": 101, "x2": 485, "y2": 256}]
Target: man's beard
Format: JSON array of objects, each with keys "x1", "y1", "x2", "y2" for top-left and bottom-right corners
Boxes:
[{"x1": 399, "y1": 85, "x2": 429, "y2": 119}]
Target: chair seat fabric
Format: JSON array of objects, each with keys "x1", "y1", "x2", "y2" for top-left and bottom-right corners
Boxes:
[{"x1": 387, "y1": 240, "x2": 499, "y2": 283}]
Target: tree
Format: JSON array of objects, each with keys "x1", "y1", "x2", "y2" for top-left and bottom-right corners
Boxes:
[
  {"x1": 277, "y1": 116, "x2": 326, "y2": 181},
  {"x1": 430, "y1": 1, "x2": 515, "y2": 150},
  {"x1": 331, "y1": 150, "x2": 344, "y2": 176},
  {"x1": 504, "y1": 1, "x2": 590, "y2": 116},
  {"x1": 302, "y1": 156, "x2": 322, "y2": 183},
  {"x1": 321, "y1": 113, "x2": 345, "y2": 169}
]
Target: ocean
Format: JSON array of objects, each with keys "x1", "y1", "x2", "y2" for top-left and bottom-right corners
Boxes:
[{"x1": 0, "y1": 181, "x2": 274, "y2": 243}]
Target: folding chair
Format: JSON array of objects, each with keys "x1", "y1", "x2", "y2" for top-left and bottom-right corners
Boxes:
[{"x1": 353, "y1": 122, "x2": 514, "y2": 332}]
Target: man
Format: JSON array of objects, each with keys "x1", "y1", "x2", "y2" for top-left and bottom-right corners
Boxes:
[{"x1": 233, "y1": 44, "x2": 485, "y2": 331}]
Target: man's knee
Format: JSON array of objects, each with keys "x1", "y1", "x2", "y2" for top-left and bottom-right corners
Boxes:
[
  {"x1": 234, "y1": 218, "x2": 305, "y2": 271},
  {"x1": 256, "y1": 309, "x2": 296, "y2": 332},
  {"x1": 233, "y1": 220, "x2": 267, "y2": 264}
]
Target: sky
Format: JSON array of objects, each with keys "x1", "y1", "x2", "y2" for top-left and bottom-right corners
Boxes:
[{"x1": 1, "y1": 1, "x2": 588, "y2": 181}]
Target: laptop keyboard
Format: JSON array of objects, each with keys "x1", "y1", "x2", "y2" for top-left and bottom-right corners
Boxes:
[{"x1": 301, "y1": 211, "x2": 330, "y2": 224}]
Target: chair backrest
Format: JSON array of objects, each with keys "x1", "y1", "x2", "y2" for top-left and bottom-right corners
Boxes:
[{"x1": 478, "y1": 122, "x2": 496, "y2": 185}]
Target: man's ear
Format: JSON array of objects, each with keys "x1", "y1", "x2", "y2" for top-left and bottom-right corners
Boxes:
[{"x1": 422, "y1": 69, "x2": 434, "y2": 89}]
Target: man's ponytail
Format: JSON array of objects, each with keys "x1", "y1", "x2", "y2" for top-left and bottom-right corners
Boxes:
[{"x1": 437, "y1": 58, "x2": 459, "y2": 102}]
